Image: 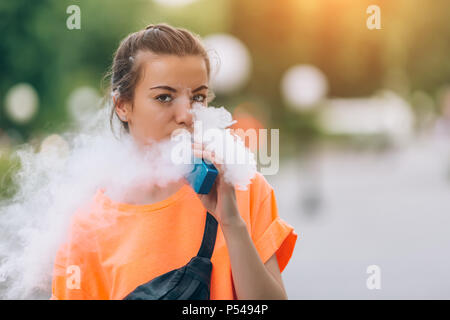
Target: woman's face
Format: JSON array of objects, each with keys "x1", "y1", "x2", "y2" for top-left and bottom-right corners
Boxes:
[{"x1": 116, "y1": 51, "x2": 209, "y2": 146}]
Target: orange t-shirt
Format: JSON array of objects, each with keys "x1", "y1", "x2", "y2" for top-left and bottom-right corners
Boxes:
[{"x1": 50, "y1": 172, "x2": 298, "y2": 300}]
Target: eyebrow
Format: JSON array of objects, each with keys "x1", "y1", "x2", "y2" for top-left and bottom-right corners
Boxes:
[{"x1": 150, "y1": 85, "x2": 208, "y2": 93}]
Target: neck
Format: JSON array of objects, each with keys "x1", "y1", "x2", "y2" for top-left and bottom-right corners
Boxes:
[{"x1": 120, "y1": 178, "x2": 187, "y2": 205}]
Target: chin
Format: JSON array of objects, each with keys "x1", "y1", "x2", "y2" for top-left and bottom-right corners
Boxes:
[{"x1": 137, "y1": 138, "x2": 157, "y2": 148}]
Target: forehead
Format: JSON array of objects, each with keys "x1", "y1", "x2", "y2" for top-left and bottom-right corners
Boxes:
[{"x1": 136, "y1": 51, "x2": 208, "y2": 89}]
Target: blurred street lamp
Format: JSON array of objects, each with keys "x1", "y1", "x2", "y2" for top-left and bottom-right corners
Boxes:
[
  {"x1": 318, "y1": 90, "x2": 415, "y2": 144},
  {"x1": 203, "y1": 34, "x2": 252, "y2": 95},
  {"x1": 4, "y1": 83, "x2": 39, "y2": 125},
  {"x1": 281, "y1": 64, "x2": 328, "y2": 111},
  {"x1": 39, "y1": 134, "x2": 70, "y2": 171},
  {"x1": 39, "y1": 134, "x2": 69, "y2": 158},
  {"x1": 67, "y1": 86, "x2": 102, "y2": 124},
  {"x1": 280, "y1": 65, "x2": 328, "y2": 217}
]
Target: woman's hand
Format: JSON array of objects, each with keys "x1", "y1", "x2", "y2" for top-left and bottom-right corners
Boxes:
[{"x1": 191, "y1": 142, "x2": 243, "y2": 227}]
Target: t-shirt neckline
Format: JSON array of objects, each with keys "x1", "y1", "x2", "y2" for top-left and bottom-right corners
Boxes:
[{"x1": 95, "y1": 183, "x2": 192, "y2": 213}]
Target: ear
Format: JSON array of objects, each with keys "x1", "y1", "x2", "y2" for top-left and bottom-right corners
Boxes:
[{"x1": 114, "y1": 97, "x2": 131, "y2": 122}]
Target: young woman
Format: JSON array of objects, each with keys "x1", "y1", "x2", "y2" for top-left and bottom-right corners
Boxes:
[{"x1": 51, "y1": 23, "x2": 297, "y2": 300}]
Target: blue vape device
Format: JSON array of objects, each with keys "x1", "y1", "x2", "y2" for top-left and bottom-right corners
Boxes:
[{"x1": 185, "y1": 157, "x2": 218, "y2": 194}]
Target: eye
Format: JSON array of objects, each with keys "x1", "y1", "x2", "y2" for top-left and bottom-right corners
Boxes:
[
  {"x1": 155, "y1": 94, "x2": 173, "y2": 103},
  {"x1": 192, "y1": 94, "x2": 206, "y2": 103}
]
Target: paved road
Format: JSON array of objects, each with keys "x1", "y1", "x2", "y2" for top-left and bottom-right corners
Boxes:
[{"x1": 266, "y1": 135, "x2": 450, "y2": 299}]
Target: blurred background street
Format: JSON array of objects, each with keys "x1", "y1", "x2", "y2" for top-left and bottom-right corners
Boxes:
[{"x1": 268, "y1": 134, "x2": 450, "y2": 299}]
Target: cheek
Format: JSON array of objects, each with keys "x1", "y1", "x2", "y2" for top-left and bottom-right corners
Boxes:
[
  {"x1": 147, "y1": 107, "x2": 172, "y2": 126},
  {"x1": 133, "y1": 102, "x2": 172, "y2": 132}
]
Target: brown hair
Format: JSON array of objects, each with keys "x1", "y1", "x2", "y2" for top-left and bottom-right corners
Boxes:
[{"x1": 103, "y1": 23, "x2": 211, "y2": 136}]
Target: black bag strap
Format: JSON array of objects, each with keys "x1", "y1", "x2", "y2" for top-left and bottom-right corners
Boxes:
[{"x1": 196, "y1": 211, "x2": 218, "y2": 259}]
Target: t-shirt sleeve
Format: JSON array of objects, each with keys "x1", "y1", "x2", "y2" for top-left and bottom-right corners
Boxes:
[
  {"x1": 250, "y1": 180, "x2": 298, "y2": 273},
  {"x1": 50, "y1": 217, "x2": 109, "y2": 300}
]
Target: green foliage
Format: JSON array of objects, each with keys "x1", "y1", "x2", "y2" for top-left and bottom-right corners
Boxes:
[{"x1": 0, "y1": 150, "x2": 20, "y2": 200}]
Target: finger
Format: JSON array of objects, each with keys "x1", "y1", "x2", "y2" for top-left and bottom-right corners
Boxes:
[
  {"x1": 192, "y1": 149, "x2": 223, "y2": 172},
  {"x1": 203, "y1": 150, "x2": 224, "y2": 173},
  {"x1": 191, "y1": 143, "x2": 204, "y2": 158},
  {"x1": 191, "y1": 142, "x2": 213, "y2": 162},
  {"x1": 193, "y1": 149, "x2": 203, "y2": 159},
  {"x1": 191, "y1": 143, "x2": 224, "y2": 172},
  {"x1": 201, "y1": 149, "x2": 215, "y2": 164}
]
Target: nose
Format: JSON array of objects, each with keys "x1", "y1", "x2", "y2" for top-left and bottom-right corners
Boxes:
[{"x1": 174, "y1": 97, "x2": 193, "y2": 128}]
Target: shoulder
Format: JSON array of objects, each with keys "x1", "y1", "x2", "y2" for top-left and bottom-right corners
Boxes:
[
  {"x1": 251, "y1": 171, "x2": 274, "y2": 195},
  {"x1": 235, "y1": 172, "x2": 275, "y2": 219},
  {"x1": 246, "y1": 171, "x2": 274, "y2": 202}
]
